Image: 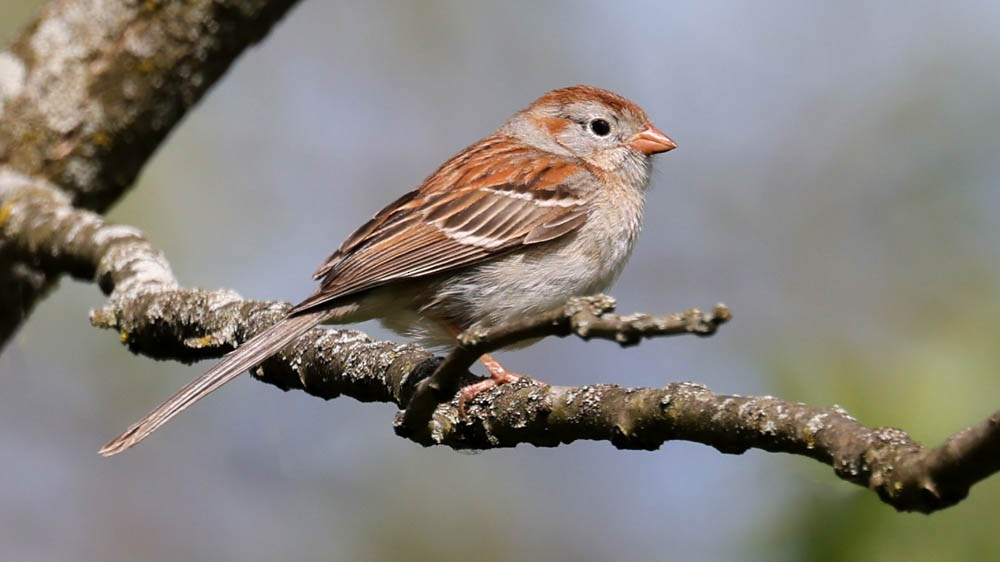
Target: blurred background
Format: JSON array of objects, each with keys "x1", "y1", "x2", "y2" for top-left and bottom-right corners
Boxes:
[{"x1": 3, "y1": 1, "x2": 1000, "y2": 560}]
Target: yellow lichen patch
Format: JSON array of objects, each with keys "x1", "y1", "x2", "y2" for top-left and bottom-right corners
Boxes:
[
  {"x1": 186, "y1": 335, "x2": 218, "y2": 349},
  {"x1": 0, "y1": 201, "x2": 13, "y2": 228},
  {"x1": 137, "y1": 59, "x2": 156, "y2": 73},
  {"x1": 802, "y1": 426, "x2": 815, "y2": 449},
  {"x1": 92, "y1": 131, "x2": 111, "y2": 148}
]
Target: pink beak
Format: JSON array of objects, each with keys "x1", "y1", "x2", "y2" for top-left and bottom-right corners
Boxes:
[{"x1": 628, "y1": 125, "x2": 677, "y2": 155}]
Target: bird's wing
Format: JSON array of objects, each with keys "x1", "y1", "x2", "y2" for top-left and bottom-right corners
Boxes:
[{"x1": 293, "y1": 139, "x2": 596, "y2": 314}]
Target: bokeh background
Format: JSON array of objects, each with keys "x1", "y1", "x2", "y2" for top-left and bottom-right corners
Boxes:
[{"x1": 3, "y1": 2, "x2": 1000, "y2": 561}]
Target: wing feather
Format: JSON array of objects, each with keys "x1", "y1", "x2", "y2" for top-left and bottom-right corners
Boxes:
[{"x1": 293, "y1": 139, "x2": 595, "y2": 315}]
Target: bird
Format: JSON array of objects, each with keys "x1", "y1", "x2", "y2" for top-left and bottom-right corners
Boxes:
[{"x1": 99, "y1": 85, "x2": 676, "y2": 456}]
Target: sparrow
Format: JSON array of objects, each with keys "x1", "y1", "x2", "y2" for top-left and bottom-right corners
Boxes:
[{"x1": 100, "y1": 85, "x2": 676, "y2": 456}]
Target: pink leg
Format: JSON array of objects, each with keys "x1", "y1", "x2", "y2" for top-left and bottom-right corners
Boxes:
[
  {"x1": 458, "y1": 353, "x2": 545, "y2": 416},
  {"x1": 433, "y1": 318, "x2": 546, "y2": 415}
]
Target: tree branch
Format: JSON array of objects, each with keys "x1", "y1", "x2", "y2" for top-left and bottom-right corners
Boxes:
[
  {"x1": 2, "y1": 177, "x2": 997, "y2": 514},
  {"x1": 395, "y1": 295, "x2": 731, "y2": 439},
  {"x1": 0, "y1": 0, "x2": 300, "y2": 349}
]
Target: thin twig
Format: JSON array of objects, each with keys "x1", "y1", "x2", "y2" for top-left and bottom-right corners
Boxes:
[{"x1": 395, "y1": 295, "x2": 731, "y2": 438}]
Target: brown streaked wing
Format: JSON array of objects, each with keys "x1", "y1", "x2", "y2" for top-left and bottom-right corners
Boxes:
[
  {"x1": 312, "y1": 189, "x2": 421, "y2": 280},
  {"x1": 292, "y1": 145, "x2": 595, "y2": 315}
]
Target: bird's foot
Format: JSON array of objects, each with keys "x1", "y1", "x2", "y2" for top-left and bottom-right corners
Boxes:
[{"x1": 458, "y1": 353, "x2": 547, "y2": 416}]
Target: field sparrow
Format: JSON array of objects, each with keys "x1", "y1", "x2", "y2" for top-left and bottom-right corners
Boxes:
[{"x1": 100, "y1": 85, "x2": 676, "y2": 456}]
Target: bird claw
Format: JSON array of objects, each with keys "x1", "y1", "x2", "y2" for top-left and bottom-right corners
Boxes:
[{"x1": 458, "y1": 371, "x2": 549, "y2": 418}]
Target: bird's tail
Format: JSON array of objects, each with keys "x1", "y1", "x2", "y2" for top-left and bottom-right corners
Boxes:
[{"x1": 99, "y1": 311, "x2": 329, "y2": 456}]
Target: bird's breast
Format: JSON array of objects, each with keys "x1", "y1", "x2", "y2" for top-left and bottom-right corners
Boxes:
[{"x1": 423, "y1": 182, "x2": 646, "y2": 334}]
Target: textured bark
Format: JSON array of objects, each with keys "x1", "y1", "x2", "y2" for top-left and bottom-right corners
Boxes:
[
  {"x1": 396, "y1": 295, "x2": 730, "y2": 436},
  {"x1": 0, "y1": 0, "x2": 299, "y2": 349}
]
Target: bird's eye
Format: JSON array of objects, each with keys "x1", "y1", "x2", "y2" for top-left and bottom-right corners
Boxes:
[{"x1": 588, "y1": 118, "x2": 611, "y2": 137}]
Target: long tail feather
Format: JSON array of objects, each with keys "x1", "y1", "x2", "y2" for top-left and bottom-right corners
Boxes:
[{"x1": 99, "y1": 311, "x2": 329, "y2": 456}]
